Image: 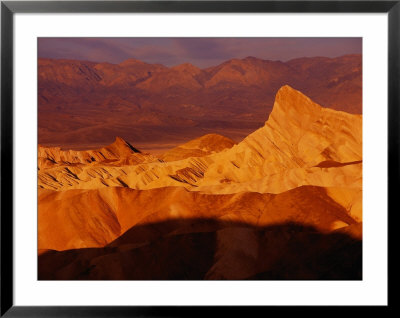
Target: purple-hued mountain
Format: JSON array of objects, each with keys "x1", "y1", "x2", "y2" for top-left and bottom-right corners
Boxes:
[{"x1": 38, "y1": 54, "x2": 361, "y2": 149}]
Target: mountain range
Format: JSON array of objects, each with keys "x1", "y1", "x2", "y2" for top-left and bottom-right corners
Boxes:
[{"x1": 38, "y1": 54, "x2": 361, "y2": 149}]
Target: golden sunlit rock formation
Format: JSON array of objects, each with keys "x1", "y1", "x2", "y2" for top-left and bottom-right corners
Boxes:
[
  {"x1": 160, "y1": 133, "x2": 236, "y2": 162},
  {"x1": 39, "y1": 136, "x2": 142, "y2": 167},
  {"x1": 38, "y1": 85, "x2": 362, "y2": 280},
  {"x1": 38, "y1": 86, "x2": 362, "y2": 195}
]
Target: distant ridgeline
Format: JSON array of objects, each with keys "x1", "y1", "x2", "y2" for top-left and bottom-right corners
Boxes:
[{"x1": 38, "y1": 55, "x2": 362, "y2": 146}]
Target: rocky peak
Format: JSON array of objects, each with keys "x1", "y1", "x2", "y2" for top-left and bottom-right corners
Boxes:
[
  {"x1": 269, "y1": 85, "x2": 322, "y2": 122},
  {"x1": 111, "y1": 137, "x2": 140, "y2": 153}
]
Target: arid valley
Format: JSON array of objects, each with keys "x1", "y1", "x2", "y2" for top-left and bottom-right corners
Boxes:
[{"x1": 38, "y1": 40, "x2": 362, "y2": 280}]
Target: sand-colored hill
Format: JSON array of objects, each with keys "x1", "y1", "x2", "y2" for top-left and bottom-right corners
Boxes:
[
  {"x1": 159, "y1": 133, "x2": 236, "y2": 162},
  {"x1": 39, "y1": 136, "x2": 138, "y2": 163},
  {"x1": 38, "y1": 184, "x2": 358, "y2": 251},
  {"x1": 38, "y1": 136, "x2": 159, "y2": 169}
]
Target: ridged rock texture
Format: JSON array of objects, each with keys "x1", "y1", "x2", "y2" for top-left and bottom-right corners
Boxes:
[{"x1": 38, "y1": 85, "x2": 362, "y2": 280}]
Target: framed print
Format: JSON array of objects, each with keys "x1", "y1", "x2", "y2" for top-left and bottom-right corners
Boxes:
[{"x1": 1, "y1": 0, "x2": 396, "y2": 316}]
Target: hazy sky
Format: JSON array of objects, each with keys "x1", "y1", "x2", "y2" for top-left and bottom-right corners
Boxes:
[{"x1": 38, "y1": 37, "x2": 362, "y2": 68}]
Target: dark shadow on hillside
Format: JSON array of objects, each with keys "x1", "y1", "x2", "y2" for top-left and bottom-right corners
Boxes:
[{"x1": 38, "y1": 219, "x2": 362, "y2": 280}]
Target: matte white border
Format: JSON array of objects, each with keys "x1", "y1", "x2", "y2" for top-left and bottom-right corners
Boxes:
[{"x1": 14, "y1": 13, "x2": 388, "y2": 306}]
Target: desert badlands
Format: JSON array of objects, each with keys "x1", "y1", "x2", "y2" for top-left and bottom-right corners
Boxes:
[{"x1": 38, "y1": 85, "x2": 362, "y2": 280}]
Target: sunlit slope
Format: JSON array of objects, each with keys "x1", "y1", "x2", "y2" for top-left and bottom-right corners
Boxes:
[
  {"x1": 38, "y1": 185, "x2": 358, "y2": 251},
  {"x1": 199, "y1": 85, "x2": 361, "y2": 186},
  {"x1": 159, "y1": 133, "x2": 236, "y2": 162},
  {"x1": 38, "y1": 136, "x2": 157, "y2": 169},
  {"x1": 38, "y1": 86, "x2": 362, "y2": 197}
]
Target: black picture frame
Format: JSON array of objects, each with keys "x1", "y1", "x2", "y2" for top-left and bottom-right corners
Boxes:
[{"x1": 0, "y1": 0, "x2": 396, "y2": 316}]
